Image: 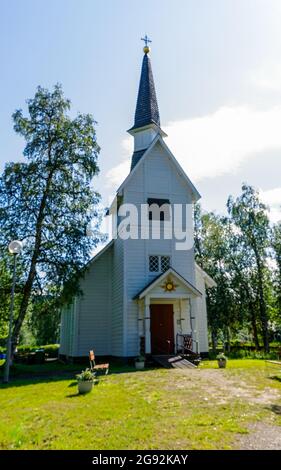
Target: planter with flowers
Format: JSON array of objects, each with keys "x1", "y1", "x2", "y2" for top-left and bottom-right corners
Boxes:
[
  {"x1": 135, "y1": 355, "x2": 146, "y2": 370},
  {"x1": 217, "y1": 353, "x2": 227, "y2": 368},
  {"x1": 76, "y1": 368, "x2": 95, "y2": 394}
]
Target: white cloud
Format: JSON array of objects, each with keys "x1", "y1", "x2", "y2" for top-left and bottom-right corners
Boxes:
[
  {"x1": 106, "y1": 104, "x2": 281, "y2": 188},
  {"x1": 260, "y1": 187, "x2": 281, "y2": 224},
  {"x1": 105, "y1": 138, "x2": 131, "y2": 188},
  {"x1": 251, "y1": 62, "x2": 281, "y2": 92}
]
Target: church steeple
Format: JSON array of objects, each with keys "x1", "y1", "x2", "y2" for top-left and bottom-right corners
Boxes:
[
  {"x1": 132, "y1": 40, "x2": 160, "y2": 130},
  {"x1": 128, "y1": 37, "x2": 167, "y2": 171}
]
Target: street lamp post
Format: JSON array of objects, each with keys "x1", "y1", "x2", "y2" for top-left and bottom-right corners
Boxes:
[{"x1": 3, "y1": 240, "x2": 23, "y2": 384}]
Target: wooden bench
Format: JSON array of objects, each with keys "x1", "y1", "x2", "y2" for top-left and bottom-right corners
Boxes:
[{"x1": 89, "y1": 350, "x2": 109, "y2": 375}]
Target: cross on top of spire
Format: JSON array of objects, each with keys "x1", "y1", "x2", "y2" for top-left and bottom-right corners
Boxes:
[
  {"x1": 141, "y1": 34, "x2": 152, "y2": 47},
  {"x1": 129, "y1": 36, "x2": 160, "y2": 135},
  {"x1": 141, "y1": 35, "x2": 152, "y2": 54}
]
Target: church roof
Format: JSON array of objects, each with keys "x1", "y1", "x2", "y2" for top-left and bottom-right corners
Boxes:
[
  {"x1": 129, "y1": 52, "x2": 160, "y2": 131},
  {"x1": 195, "y1": 263, "x2": 217, "y2": 288},
  {"x1": 130, "y1": 149, "x2": 146, "y2": 171}
]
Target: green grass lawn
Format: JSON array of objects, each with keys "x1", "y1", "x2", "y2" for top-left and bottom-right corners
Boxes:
[{"x1": 0, "y1": 359, "x2": 280, "y2": 450}]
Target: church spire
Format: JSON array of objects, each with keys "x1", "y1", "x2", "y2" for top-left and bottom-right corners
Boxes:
[
  {"x1": 129, "y1": 38, "x2": 166, "y2": 171},
  {"x1": 131, "y1": 36, "x2": 160, "y2": 130}
]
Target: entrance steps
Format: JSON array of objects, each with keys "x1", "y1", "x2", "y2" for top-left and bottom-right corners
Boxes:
[{"x1": 152, "y1": 355, "x2": 196, "y2": 369}]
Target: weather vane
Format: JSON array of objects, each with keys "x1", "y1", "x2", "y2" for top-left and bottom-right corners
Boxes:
[{"x1": 141, "y1": 34, "x2": 152, "y2": 54}]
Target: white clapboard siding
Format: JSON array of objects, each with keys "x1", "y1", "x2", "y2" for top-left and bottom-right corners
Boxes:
[
  {"x1": 59, "y1": 134, "x2": 211, "y2": 358},
  {"x1": 111, "y1": 236, "x2": 124, "y2": 356},
  {"x1": 194, "y1": 269, "x2": 209, "y2": 353},
  {"x1": 122, "y1": 140, "x2": 199, "y2": 356},
  {"x1": 74, "y1": 243, "x2": 113, "y2": 356},
  {"x1": 59, "y1": 301, "x2": 76, "y2": 356}
]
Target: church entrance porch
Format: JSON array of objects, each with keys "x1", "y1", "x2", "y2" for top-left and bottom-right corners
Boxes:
[
  {"x1": 134, "y1": 267, "x2": 203, "y2": 356},
  {"x1": 150, "y1": 304, "x2": 174, "y2": 355}
]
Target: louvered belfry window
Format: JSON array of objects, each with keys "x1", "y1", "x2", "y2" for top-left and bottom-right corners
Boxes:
[{"x1": 147, "y1": 198, "x2": 170, "y2": 221}]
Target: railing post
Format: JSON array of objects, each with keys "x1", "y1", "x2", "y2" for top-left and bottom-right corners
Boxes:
[{"x1": 144, "y1": 297, "x2": 151, "y2": 354}]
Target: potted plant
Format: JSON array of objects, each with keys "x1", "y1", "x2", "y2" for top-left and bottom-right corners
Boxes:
[
  {"x1": 217, "y1": 353, "x2": 227, "y2": 368},
  {"x1": 76, "y1": 368, "x2": 95, "y2": 394},
  {"x1": 135, "y1": 355, "x2": 145, "y2": 370}
]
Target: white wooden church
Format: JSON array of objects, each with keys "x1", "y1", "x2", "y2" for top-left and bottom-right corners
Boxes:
[{"x1": 60, "y1": 42, "x2": 215, "y2": 361}]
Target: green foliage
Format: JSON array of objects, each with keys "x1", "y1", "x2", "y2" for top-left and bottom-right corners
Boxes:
[
  {"x1": 29, "y1": 297, "x2": 60, "y2": 345},
  {"x1": 209, "y1": 349, "x2": 280, "y2": 360},
  {"x1": 216, "y1": 353, "x2": 227, "y2": 361},
  {"x1": 272, "y1": 223, "x2": 281, "y2": 316},
  {"x1": 0, "y1": 84, "x2": 105, "y2": 349},
  {"x1": 195, "y1": 183, "x2": 280, "y2": 353},
  {"x1": 40, "y1": 344, "x2": 59, "y2": 358},
  {"x1": 136, "y1": 355, "x2": 146, "y2": 362},
  {"x1": 76, "y1": 368, "x2": 95, "y2": 382},
  {"x1": 0, "y1": 257, "x2": 24, "y2": 343},
  {"x1": 15, "y1": 344, "x2": 59, "y2": 358},
  {"x1": 227, "y1": 184, "x2": 271, "y2": 351}
]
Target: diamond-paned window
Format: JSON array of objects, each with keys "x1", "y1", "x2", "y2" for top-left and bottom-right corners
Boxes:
[
  {"x1": 149, "y1": 255, "x2": 159, "y2": 272},
  {"x1": 161, "y1": 256, "x2": 170, "y2": 272},
  {"x1": 149, "y1": 255, "x2": 170, "y2": 273}
]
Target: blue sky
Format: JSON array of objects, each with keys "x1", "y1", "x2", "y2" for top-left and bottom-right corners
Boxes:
[{"x1": 1, "y1": 0, "x2": 281, "y2": 222}]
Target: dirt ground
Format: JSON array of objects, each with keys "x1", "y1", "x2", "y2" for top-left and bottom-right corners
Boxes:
[{"x1": 172, "y1": 366, "x2": 281, "y2": 450}]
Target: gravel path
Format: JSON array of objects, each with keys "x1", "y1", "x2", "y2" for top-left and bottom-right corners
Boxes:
[{"x1": 238, "y1": 423, "x2": 281, "y2": 450}]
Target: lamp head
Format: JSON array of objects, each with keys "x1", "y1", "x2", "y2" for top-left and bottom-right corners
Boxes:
[{"x1": 8, "y1": 240, "x2": 23, "y2": 255}]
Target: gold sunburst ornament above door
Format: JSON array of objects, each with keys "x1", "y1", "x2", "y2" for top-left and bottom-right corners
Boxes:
[{"x1": 161, "y1": 278, "x2": 178, "y2": 292}]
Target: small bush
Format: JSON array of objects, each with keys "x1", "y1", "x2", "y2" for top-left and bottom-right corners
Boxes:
[
  {"x1": 209, "y1": 348, "x2": 280, "y2": 360},
  {"x1": 40, "y1": 344, "x2": 59, "y2": 358},
  {"x1": 14, "y1": 344, "x2": 59, "y2": 362}
]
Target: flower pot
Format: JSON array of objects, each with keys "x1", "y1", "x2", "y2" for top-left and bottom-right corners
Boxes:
[
  {"x1": 78, "y1": 380, "x2": 93, "y2": 394},
  {"x1": 217, "y1": 359, "x2": 227, "y2": 368},
  {"x1": 135, "y1": 361, "x2": 145, "y2": 370}
]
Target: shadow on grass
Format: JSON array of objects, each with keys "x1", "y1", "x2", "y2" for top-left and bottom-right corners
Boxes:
[
  {"x1": 269, "y1": 375, "x2": 281, "y2": 383},
  {"x1": 68, "y1": 381, "x2": 78, "y2": 388},
  {"x1": 66, "y1": 392, "x2": 80, "y2": 398},
  {"x1": 0, "y1": 364, "x2": 157, "y2": 389},
  {"x1": 0, "y1": 374, "x2": 75, "y2": 389},
  {"x1": 66, "y1": 380, "x2": 100, "y2": 398},
  {"x1": 268, "y1": 404, "x2": 281, "y2": 415}
]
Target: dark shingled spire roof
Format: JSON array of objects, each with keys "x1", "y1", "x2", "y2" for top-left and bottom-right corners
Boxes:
[
  {"x1": 131, "y1": 53, "x2": 160, "y2": 130},
  {"x1": 130, "y1": 149, "x2": 146, "y2": 171}
]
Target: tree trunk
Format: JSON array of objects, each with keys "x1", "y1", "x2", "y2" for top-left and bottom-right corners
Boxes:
[
  {"x1": 254, "y1": 250, "x2": 269, "y2": 352},
  {"x1": 224, "y1": 326, "x2": 231, "y2": 353},
  {"x1": 211, "y1": 329, "x2": 217, "y2": 354},
  {"x1": 249, "y1": 301, "x2": 260, "y2": 350},
  {"x1": 11, "y1": 170, "x2": 54, "y2": 354}
]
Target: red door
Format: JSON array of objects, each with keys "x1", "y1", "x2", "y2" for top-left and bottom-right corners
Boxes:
[{"x1": 150, "y1": 304, "x2": 174, "y2": 355}]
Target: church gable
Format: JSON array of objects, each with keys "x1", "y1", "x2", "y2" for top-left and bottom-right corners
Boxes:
[
  {"x1": 120, "y1": 136, "x2": 200, "y2": 203},
  {"x1": 134, "y1": 268, "x2": 202, "y2": 299}
]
